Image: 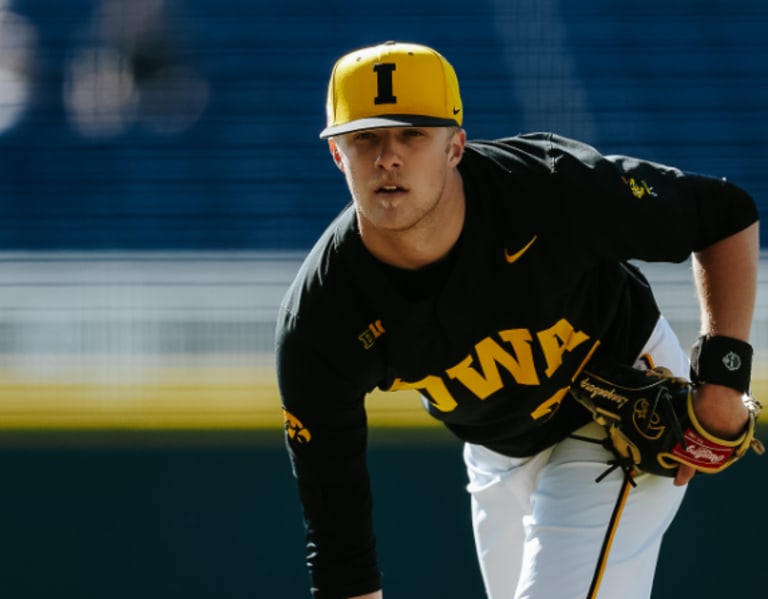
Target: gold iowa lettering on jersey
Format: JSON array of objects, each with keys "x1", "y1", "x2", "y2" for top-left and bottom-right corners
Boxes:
[{"x1": 388, "y1": 318, "x2": 590, "y2": 419}]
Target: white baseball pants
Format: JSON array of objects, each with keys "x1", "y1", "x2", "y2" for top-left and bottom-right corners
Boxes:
[{"x1": 464, "y1": 316, "x2": 688, "y2": 599}]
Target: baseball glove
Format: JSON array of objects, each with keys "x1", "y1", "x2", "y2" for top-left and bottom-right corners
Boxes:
[{"x1": 570, "y1": 363, "x2": 764, "y2": 479}]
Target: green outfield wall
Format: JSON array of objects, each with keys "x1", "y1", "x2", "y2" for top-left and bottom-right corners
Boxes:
[{"x1": 0, "y1": 428, "x2": 764, "y2": 598}]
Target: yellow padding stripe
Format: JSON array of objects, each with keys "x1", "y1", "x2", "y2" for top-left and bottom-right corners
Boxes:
[
  {"x1": 0, "y1": 370, "x2": 433, "y2": 430},
  {"x1": 0, "y1": 368, "x2": 765, "y2": 430}
]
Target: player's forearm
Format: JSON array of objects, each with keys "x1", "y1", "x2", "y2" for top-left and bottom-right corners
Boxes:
[
  {"x1": 347, "y1": 591, "x2": 382, "y2": 599},
  {"x1": 685, "y1": 221, "x2": 759, "y2": 443},
  {"x1": 672, "y1": 221, "x2": 759, "y2": 486},
  {"x1": 692, "y1": 221, "x2": 759, "y2": 340}
]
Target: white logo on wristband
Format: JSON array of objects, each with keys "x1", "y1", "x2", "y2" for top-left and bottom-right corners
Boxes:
[{"x1": 722, "y1": 351, "x2": 742, "y2": 372}]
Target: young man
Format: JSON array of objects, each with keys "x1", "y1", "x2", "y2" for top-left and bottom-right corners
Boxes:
[{"x1": 276, "y1": 41, "x2": 759, "y2": 598}]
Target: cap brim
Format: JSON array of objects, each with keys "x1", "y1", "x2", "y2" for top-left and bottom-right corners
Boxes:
[{"x1": 319, "y1": 114, "x2": 460, "y2": 139}]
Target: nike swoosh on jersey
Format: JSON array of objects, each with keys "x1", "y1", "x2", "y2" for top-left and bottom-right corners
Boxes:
[{"x1": 504, "y1": 235, "x2": 538, "y2": 264}]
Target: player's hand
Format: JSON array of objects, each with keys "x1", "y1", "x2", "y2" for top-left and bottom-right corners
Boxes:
[{"x1": 673, "y1": 383, "x2": 750, "y2": 486}]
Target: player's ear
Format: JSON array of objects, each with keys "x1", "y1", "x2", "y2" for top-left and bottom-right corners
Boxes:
[
  {"x1": 447, "y1": 127, "x2": 466, "y2": 167},
  {"x1": 328, "y1": 139, "x2": 345, "y2": 173}
]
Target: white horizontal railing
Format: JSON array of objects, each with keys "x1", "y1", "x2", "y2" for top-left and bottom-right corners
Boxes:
[
  {"x1": 0, "y1": 251, "x2": 303, "y2": 360},
  {"x1": 0, "y1": 251, "x2": 766, "y2": 429}
]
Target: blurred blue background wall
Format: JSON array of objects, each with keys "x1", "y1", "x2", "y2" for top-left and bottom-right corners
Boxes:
[{"x1": 1, "y1": 0, "x2": 766, "y2": 250}]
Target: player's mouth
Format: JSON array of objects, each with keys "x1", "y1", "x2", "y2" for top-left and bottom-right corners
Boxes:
[{"x1": 375, "y1": 184, "x2": 408, "y2": 195}]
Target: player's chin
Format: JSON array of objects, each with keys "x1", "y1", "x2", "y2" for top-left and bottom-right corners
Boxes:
[
  {"x1": 373, "y1": 190, "x2": 408, "y2": 210},
  {"x1": 366, "y1": 206, "x2": 421, "y2": 232}
]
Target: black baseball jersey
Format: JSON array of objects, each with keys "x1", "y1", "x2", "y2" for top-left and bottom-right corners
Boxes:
[{"x1": 275, "y1": 132, "x2": 758, "y2": 598}]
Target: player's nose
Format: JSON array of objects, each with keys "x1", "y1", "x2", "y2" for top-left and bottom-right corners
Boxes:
[{"x1": 374, "y1": 136, "x2": 403, "y2": 170}]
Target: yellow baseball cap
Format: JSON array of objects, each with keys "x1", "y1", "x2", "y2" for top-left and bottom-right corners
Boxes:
[{"x1": 319, "y1": 41, "x2": 463, "y2": 139}]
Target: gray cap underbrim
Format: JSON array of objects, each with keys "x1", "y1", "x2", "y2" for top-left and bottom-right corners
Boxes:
[{"x1": 319, "y1": 114, "x2": 460, "y2": 139}]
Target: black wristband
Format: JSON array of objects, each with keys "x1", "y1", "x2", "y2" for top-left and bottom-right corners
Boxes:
[{"x1": 690, "y1": 334, "x2": 753, "y2": 393}]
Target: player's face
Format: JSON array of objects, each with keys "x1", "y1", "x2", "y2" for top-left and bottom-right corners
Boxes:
[{"x1": 329, "y1": 126, "x2": 465, "y2": 233}]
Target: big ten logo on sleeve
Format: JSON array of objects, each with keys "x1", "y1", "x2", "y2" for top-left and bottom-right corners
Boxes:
[{"x1": 359, "y1": 320, "x2": 386, "y2": 350}]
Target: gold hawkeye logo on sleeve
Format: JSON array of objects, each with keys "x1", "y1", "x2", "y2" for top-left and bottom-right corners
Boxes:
[{"x1": 504, "y1": 235, "x2": 538, "y2": 264}]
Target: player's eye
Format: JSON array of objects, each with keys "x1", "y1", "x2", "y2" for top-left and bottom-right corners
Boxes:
[
  {"x1": 402, "y1": 128, "x2": 426, "y2": 138},
  {"x1": 352, "y1": 131, "x2": 377, "y2": 141}
]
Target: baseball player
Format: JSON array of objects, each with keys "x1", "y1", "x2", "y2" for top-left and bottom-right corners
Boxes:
[{"x1": 276, "y1": 41, "x2": 760, "y2": 599}]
